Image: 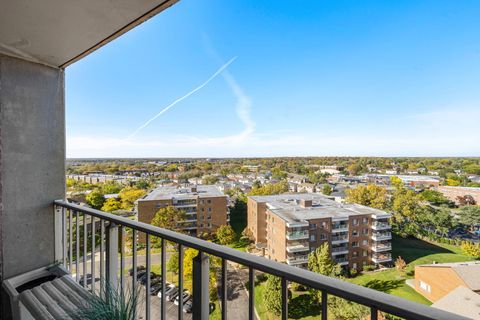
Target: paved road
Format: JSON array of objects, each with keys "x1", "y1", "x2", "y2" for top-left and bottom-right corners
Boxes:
[{"x1": 222, "y1": 263, "x2": 253, "y2": 320}]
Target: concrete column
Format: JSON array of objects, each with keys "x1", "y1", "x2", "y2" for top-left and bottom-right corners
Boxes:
[{"x1": 0, "y1": 54, "x2": 65, "y2": 314}]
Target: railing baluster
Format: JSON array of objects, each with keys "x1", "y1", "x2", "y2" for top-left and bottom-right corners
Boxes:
[
  {"x1": 69, "y1": 209, "x2": 73, "y2": 272},
  {"x1": 75, "y1": 211, "x2": 79, "y2": 283},
  {"x1": 248, "y1": 267, "x2": 254, "y2": 320},
  {"x1": 178, "y1": 244, "x2": 184, "y2": 320},
  {"x1": 193, "y1": 251, "x2": 210, "y2": 319},
  {"x1": 221, "y1": 258, "x2": 227, "y2": 320},
  {"x1": 281, "y1": 277, "x2": 288, "y2": 320},
  {"x1": 321, "y1": 290, "x2": 327, "y2": 320},
  {"x1": 62, "y1": 207, "x2": 67, "y2": 268},
  {"x1": 90, "y1": 216, "x2": 95, "y2": 294},
  {"x1": 132, "y1": 229, "x2": 137, "y2": 295},
  {"x1": 106, "y1": 222, "x2": 119, "y2": 291},
  {"x1": 146, "y1": 234, "x2": 151, "y2": 320},
  {"x1": 100, "y1": 219, "x2": 105, "y2": 296},
  {"x1": 120, "y1": 226, "x2": 125, "y2": 295},
  {"x1": 161, "y1": 238, "x2": 166, "y2": 320},
  {"x1": 83, "y1": 213, "x2": 87, "y2": 288},
  {"x1": 371, "y1": 307, "x2": 378, "y2": 320}
]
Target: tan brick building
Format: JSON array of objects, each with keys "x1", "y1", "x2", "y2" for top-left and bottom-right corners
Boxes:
[
  {"x1": 137, "y1": 185, "x2": 229, "y2": 237},
  {"x1": 414, "y1": 261, "x2": 480, "y2": 302},
  {"x1": 248, "y1": 194, "x2": 392, "y2": 271}
]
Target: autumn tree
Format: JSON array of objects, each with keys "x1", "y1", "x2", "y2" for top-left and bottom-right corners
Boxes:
[
  {"x1": 216, "y1": 225, "x2": 236, "y2": 245},
  {"x1": 151, "y1": 206, "x2": 187, "y2": 232},
  {"x1": 101, "y1": 198, "x2": 122, "y2": 212},
  {"x1": 86, "y1": 191, "x2": 105, "y2": 209},
  {"x1": 460, "y1": 241, "x2": 480, "y2": 258},
  {"x1": 395, "y1": 256, "x2": 407, "y2": 277},
  {"x1": 345, "y1": 185, "x2": 388, "y2": 209},
  {"x1": 118, "y1": 187, "x2": 146, "y2": 210}
]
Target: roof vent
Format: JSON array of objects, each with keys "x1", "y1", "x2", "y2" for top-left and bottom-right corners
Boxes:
[{"x1": 300, "y1": 199, "x2": 312, "y2": 208}]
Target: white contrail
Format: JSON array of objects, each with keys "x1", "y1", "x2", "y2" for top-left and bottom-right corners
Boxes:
[{"x1": 127, "y1": 57, "x2": 237, "y2": 139}]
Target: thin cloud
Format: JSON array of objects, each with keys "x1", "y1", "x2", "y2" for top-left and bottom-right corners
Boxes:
[{"x1": 127, "y1": 57, "x2": 237, "y2": 139}]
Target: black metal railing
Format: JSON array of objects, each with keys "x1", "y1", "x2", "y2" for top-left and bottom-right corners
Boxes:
[{"x1": 54, "y1": 200, "x2": 467, "y2": 320}]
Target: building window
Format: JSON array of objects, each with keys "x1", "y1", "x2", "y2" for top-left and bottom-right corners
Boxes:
[
  {"x1": 363, "y1": 250, "x2": 367, "y2": 257},
  {"x1": 200, "y1": 200, "x2": 205, "y2": 205},
  {"x1": 310, "y1": 223, "x2": 317, "y2": 230},
  {"x1": 310, "y1": 234, "x2": 316, "y2": 241},
  {"x1": 363, "y1": 261, "x2": 367, "y2": 266},
  {"x1": 362, "y1": 228, "x2": 369, "y2": 235},
  {"x1": 310, "y1": 247, "x2": 315, "y2": 253},
  {"x1": 207, "y1": 215, "x2": 212, "y2": 220},
  {"x1": 352, "y1": 218, "x2": 359, "y2": 226},
  {"x1": 208, "y1": 208, "x2": 212, "y2": 212},
  {"x1": 321, "y1": 221, "x2": 327, "y2": 229},
  {"x1": 353, "y1": 263, "x2": 357, "y2": 269},
  {"x1": 362, "y1": 239, "x2": 368, "y2": 246},
  {"x1": 320, "y1": 233, "x2": 327, "y2": 240},
  {"x1": 352, "y1": 230, "x2": 359, "y2": 237},
  {"x1": 352, "y1": 241, "x2": 359, "y2": 247},
  {"x1": 352, "y1": 251, "x2": 358, "y2": 258},
  {"x1": 362, "y1": 217, "x2": 369, "y2": 224},
  {"x1": 420, "y1": 281, "x2": 431, "y2": 293},
  {"x1": 207, "y1": 199, "x2": 212, "y2": 204}
]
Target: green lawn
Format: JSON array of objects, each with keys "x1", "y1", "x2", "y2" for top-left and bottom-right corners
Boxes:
[
  {"x1": 254, "y1": 235, "x2": 477, "y2": 319},
  {"x1": 349, "y1": 235, "x2": 475, "y2": 305}
]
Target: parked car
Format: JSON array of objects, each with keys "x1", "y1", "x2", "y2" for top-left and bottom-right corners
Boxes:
[
  {"x1": 150, "y1": 282, "x2": 163, "y2": 295},
  {"x1": 129, "y1": 265, "x2": 146, "y2": 276},
  {"x1": 79, "y1": 274, "x2": 100, "y2": 286},
  {"x1": 158, "y1": 284, "x2": 176, "y2": 299},
  {"x1": 165, "y1": 286, "x2": 180, "y2": 301},
  {"x1": 139, "y1": 272, "x2": 160, "y2": 286},
  {"x1": 174, "y1": 291, "x2": 191, "y2": 306},
  {"x1": 183, "y1": 299, "x2": 193, "y2": 313}
]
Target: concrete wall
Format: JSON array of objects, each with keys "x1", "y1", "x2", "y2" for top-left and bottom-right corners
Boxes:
[{"x1": 0, "y1": 55, "x2": 65, "y2": 283}]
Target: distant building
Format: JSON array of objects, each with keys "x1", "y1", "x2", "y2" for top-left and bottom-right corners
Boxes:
[
  {"x1": 247, "y1": 193, "x2": 392, "y2": 271},
  {"x1": 437, "y1": 186, "x2": 480, "y2": 205},
  {"x1": 137, "y1": 185, "x2": 229, "y2": 237},
  {"x1": 414, "y1": 261, "x2": 480, "y2": 318}
]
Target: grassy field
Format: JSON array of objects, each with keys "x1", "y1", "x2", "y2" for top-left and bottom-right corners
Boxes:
[
  {"x1": 348, "y1": 235, "x2": 475, "y2": 305},
  {"x1": 254, "y1": 235, "x2": 476, "y2": 319}
]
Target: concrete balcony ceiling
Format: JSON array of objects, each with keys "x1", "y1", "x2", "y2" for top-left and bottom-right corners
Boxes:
[{"x1": 0, "y1": 0, "x2": 178, "y2": 67}]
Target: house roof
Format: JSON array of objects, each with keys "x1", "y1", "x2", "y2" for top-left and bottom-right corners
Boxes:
[
  {"x1": 417, "y1": 261, "x2": 480, "y2": 291},
  {"x1": 432, "y1": 286, "x2": 480, "y2": 320}
]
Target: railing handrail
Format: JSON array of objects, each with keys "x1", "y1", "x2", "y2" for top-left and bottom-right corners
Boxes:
[{"x1": 54, "y1": 200, "x2": 467, "y2": 320}]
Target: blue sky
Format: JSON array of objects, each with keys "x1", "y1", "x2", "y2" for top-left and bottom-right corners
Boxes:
[{"x1": 66, "y1": 0, "x2": 480, "y2": 158}]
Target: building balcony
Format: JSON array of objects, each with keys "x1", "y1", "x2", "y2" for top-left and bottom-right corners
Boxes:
[
  {"x1": 286, "y1": 255, "x2": 309, "y2": 265},
  {"x1": 371, "y1": 232, "x2": 392, "y2": 241},
  {"x1": 286, "y1": 230, "x2": 309, "y2": 240},
  {"x1": 371, "y1": 243, "x2": 392, "y2": 252},
  {"x1": 372, "y1": 222, "x2": 391, "y2": 231},
  {"x1": 331, "y1": 235, "x2": 349, "y2": 244},
  {"x1": 286, "y1": 244, "x2": 310, "y2": 253},
  {"x1": 331, "y1": 225, "x2": 349, "y2": 233},
  {"x1": 331, "y1": 246, "x2": 349, "y2": 255},
  {"x1": 372, "y1": 253, "x2": 392, "y2": 263},
  {"x1": 334, "y1": 257, "x2": 349, "y2": 265}
]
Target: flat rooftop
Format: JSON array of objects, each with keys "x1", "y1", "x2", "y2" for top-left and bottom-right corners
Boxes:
[
  {"x1": 250, "y1": 193, "x2": 391, "y2": 225},
  {"x1": 140, "y1": 185, "x2": 225, "y2": 201}
]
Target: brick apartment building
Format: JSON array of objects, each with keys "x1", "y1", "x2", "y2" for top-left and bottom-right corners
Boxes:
[
  {"x1": 247, "y1": 194, "x2": 392, "y2": 271},
  {"x1": 137, "y1": 185, "x2": 229, "y2": 237}
]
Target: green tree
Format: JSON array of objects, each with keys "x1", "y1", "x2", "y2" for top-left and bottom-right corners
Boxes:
[
  {"x1": 345, "y1": 185, "x2": 388, "y2": 210},
  {"x1": 167, "y1": 252, "x2": 179, "y2": 274},
  {"x1": 321, "y1": 185, "x2": 333, "y2": 195},
  {"x1": 216, "y1": 225, "x2": 236, "y2": 245},
  {"x1": 420, "y1": 189, "x2": 452, "y2": 206},
  {"x1": 151, "y1": 206, "x2": 187, "y2": 232},
  {"x1": 308, "y1": 243, "x2": 341, "y2": 302},
  {"x1": 391, "y1": 187, "x2": 424, "y2": 237},
  {"x1": 249, "y1": 181, "x2": 289, "y2": 196},
  {"x1": 458, "y1": 206, "x2": 480, "y2": 230},
  {"x1": 86, "y1": 191, "x2": 105, "y2": 209},
  {"x1": 101, "y1": 198, "x2": 122, "y2": 212},
  {"x1": 100, "y1": 181, "x2": 122, "y2": 194},
  {"x1": 327, "y1": 296, "x2": 369, "y2": 320},
  {"x1": 203, "y1": 175, "x2": 219, "y2": 185},
  {"x1": 263, "y1": 275, "x2": 290, "y2": 316}
]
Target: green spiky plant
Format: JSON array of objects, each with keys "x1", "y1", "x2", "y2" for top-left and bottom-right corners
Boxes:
[{"x1": 68, "y1": 282, "x2": 142, "y2": 320}]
